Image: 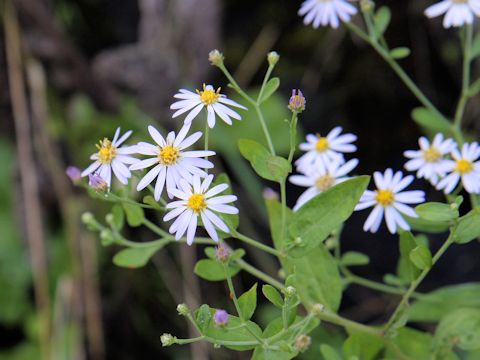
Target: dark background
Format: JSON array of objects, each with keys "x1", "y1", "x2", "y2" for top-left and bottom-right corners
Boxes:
[{"x1": 1, "y1": 0, "x2": 479, "y2": 359}]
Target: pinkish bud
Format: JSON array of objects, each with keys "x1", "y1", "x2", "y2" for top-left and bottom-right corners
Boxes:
[
  {"x1": 66, "y1": 166, "x2": 82, "y2": 184},
  {"x1": 288, "y1": 89, "x2": 306, "y2": 113},
  {"x1": 213, "y1": 309, "x2": 229, "y2": 326},
  {"x1": 88, "y1": 173, "x2": 108, "y2": 192}
]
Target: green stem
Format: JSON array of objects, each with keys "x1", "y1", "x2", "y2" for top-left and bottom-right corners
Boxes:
[
  {"x1": 384, "y1": 230, "x2": 456, "y2": 333},
  {"x1": 142, "y1": 218, "x2": 170, "y2": 237},
  {"x1": 235, "y1": 258, "x2": 285, "y2": 290},
  {"x1": 280, "y1": 179, "x2": 287, "y2": 250},
  {"x1": 257, "y1": 63, "x2": 275, "y2": 106},
  {"x1": 175, "y1": 336, "x2": 205, "y2": 345},
  {"x1": 288, "y1": 112, "x2": 298, "y2": 163},
  {"x1": 231, "y1": 230, "x2": 282, "y2": 258}
]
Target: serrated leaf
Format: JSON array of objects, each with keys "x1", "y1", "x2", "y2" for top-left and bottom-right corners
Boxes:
[
  {"x1": 455, "y1": 208, "x2": 480, "y2": 244},
  {"x1": 112, "y1": 244, "x2": 163, "y2": 268},
  {"x1": 415, "y1": 202, "x2": 459, "y2": 222},
  {"x1": 259, "y1": 77, "x2": 280, "y2": 104},
  {"x1": 122, "y1": 202, "x2": 144, "y2": 227},
  {"x1": 287, "y1": 176, "x2": 370, "y2": 258},
  {"x1": 194, "y1": 259, "x2": 240, "y2": 281},
  {"x1": 390, "y1": 47, "x2": 411, "y2": 59},
  {"x1": 262, "y1": 284, "x2": 283, "y2": 308},
  {"x1": 238, "y1": 283, "x2": 257, "y2": 321},
  {"x1": 340, "y1": 252, "x2": 370, "y2": 267},
  {"x1": 411, "y1": 107, "x2": 452, "y2": 134},
  {"x1": 374, "y1": 6, "x2": 391, "y2": 39},
  {"x1": 409, "y1": 245, "x2": 432, "y2": 270}
]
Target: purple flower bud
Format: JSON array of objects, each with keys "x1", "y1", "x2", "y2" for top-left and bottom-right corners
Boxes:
[
  {"x1": 66, "y1": 166, "x2": 82, "y2": 184},
  {"x1": 88, "y1": 173, "x2": 108, "y2": 192},
  {"x1": 213, "y1": 309, "x2": 228, "y2": 326},
  {"x1": 215, "y1": 244, "x2": 230, "y2": 263},
  {"x1": 288, "y1": 89, "x2": 306, "y2": 113},
  {"x1": 262, "y1": 188, "x2": 279, "y2": 200}
]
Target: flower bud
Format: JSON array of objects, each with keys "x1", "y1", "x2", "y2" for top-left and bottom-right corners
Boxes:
[
  {"x1": 100, "y1": 229, "x2": 115, "y2": 246},
  {"x1": 295, "y1": 334, "x2": 311, "y2": 352},
  {"x1": 177, "y1": 303, "x2": 190, "y2": 316},
  {"x1": 288, "y1": 89, "x2": 306, "y2": 113},
  {"x1": 262, "y1": 188, "x2": 279, "y2": 201},
  {"x1": 88, "y1": 173, "x2": 108, "y2": 193},
  {"x1": 285, "y1": 286, "x2": 296, "y2": 298},
  {"x1": 81, "y1": 212, "x2": 95, "y2": 225},
  {"x1": 160, "y1": 333, "x2": 176, "y2": 347},
  {"x1": 213, "y1": 309, "x2": 229, "y2": 327},
  {"x1": 267, "y1": 51, "x2": 280, "y2": 66},
  {"x1": 360, "y1": 0, "x2": 374, "y2": 13},
  {"x1": 209, "y1": 49, "x2": 224, "y2": 66},
  {"x1": 215, "y1": 244, "x2": 230, "y2": 263},
  {"x1": 311, "y1": 303, "x2": 325, "y2": 316},
  {"x1": 65, "y1": 166, "x2": 82, "y2": 184}
]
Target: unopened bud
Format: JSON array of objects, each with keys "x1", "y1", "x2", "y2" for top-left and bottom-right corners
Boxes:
[
  {"x1": 295, "y1": 334, "x2": 311, "y2": 352},
  {"x1": 267, "y1": 51, "x2": 280, "y2": 66},
  {"x1": 213, "y1": 309, "x2": 229, "y2": 326},
  {"x1": 209, "y1": 49, "x2": 224, "y2": 66},
  {"x1": 160, "y1": 333, "x2": 176, "y2": 347},
  {"x1": 288, "y1": 89, "x2": 306, "y2": 113},
  {"x1": 215, "y1": 244, "x2": 230, "y2": 263},
  {"x1": 177, "y1": 303, "x2": 190, "y2": 316},
  {"x1": 81, "y1": 212, "x2": 95, "y2": 225},
  {"x1": 311, "y1": 303, "x2": 325, "y2": 316},
  {"x1": 100, "y1": 229, "x2": 115, "y2": 246},
  {"x1": 285, "y1": 286, "x2": 296, "y2": 297},
  {"x1": 88, "y1": 173, "x2": 108, "y2": 193},
  {"x1": 262, "y1": 188, "x2": 279, "y2": 201},
  {"x1": 360, "y1": 0, "x2": 374, "y2": 12},
  {"x1": 66, "y1": 166, "x2": 82, "y2": 184}
]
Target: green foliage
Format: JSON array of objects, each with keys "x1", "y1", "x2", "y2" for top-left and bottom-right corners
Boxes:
[
  {"x1": 415, "y1": 202, "x2": 459, "y2": 222},
  {"x1": 411, "y1": 107, "x2": 452, "y2": 134},
  {"x1": 340, "y1": 252, "x2": 370, "y2": 267},
  {"x1": 238, "y1": 283, "x2": 258, "y2": 321},
  {"x1": 373, "y1": 6, "x2": 391, "y2": 39},
  {"x1": 287, "y1": 176, "x2": 369, "y2": 258},
  {"x1": 320, "y1": 344, "x2": 342, "y2": 360},
  {"x1": 397, "y1": 231, "x2": 421, "y2": 283},
  {"x1": 390, "y1": 47, "x2": 411, "y2": 59},
  {"x1": 383, "y1": 328, "x2": 434, "y2": 359},
  {"x1": 343, "y1": 332, "x2": 384, "y2": 360},
  {"x1": 433, "y1": 308, "x2": 480, "y2": 352},
  {"x1": 194, "y1": 259, "x2": 240, "y2": 281},
  {"x1": 454, "y1": 208, "x2": 480, "y2": 244},
  {"x1": 262, "y1": 285, "x2": 284, "y2": 308},
  {"x1": 113, "y1": 243, "x2": 164, "y2": 268},
  {"x1": 409, "y1": 244, "x2": 432, "y2": 270},
  {"x1": 405, "y1": 214, "x2": 450, "y2": 233},
  {"x1": 110, "y1": 204, "x2": 125, "y2": 231},
  {"x1": 259, "y1": 78, "x2": 280, "y2": 104},
  {"x1": 122, "y1": 202, "x2": 145, "y2": 227}
]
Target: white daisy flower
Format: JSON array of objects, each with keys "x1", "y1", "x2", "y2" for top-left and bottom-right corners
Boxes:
[
  {"x1": 163, "y1": 175, "x2": 239, "y2": 245},
  {"x1": 425, "y1": 0, "x2": 480, "y2": 28},
  {"x1": 295, "y1": 127, "x2": 357, "y2": 172},
  {"x1": 436, "y1": 142, "x2": 480, "y2": 194},
  {"x1": 404, "y1": 133, "x2": 457, "y2": 185},
  {"x1": 130, "y1": 124, "x2": 215, "y2": 200},
  {"x1": 355, "y1": 169, "x2": 425, "y2": 234},
  {"x1": 170, "y1": 84, "x2": 247, "y2": 128},
  {"x1": 298, "y1": 0, "x2": 358, "y2": 29},
  {"x1": 290, "y1": 158, "x2": 359, "y2": 211},
  {"x1": 81, "y1": 127, "x2": 138, "y2": 188}
]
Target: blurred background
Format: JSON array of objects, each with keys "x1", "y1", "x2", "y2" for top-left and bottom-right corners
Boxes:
[{"x1": 2, "y1": 0, "x2": 480, "y2": 359}]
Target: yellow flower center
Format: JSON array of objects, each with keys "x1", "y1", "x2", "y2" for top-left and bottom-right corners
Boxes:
[
  {"x1": 187, "y1": 193, "x2": 207, "y2": 213},
  {"x1": 423, "y1": 147, "x2": 442, "y2": 163},
  {"x1": 158, "y1": 145, "x2": 180, "y2": 166},
  {"x1": 455, "y1": 159, "x2": 473, "y2": 174},
  {"x1": 197, "y1": 84, "x2": 221, "y2": 105},
  {"x1": 315, "y1": 137, "x2": 329, "y2": 152},
  {"x1": 96, "y1": 138, "x2": 117, "y2": 164},
  {"x1": 376, "y1": 190, "x2": 395, "y2": 206},
  {"x1": 315, "y1": 175, "x2": 335, "y2": 191}
]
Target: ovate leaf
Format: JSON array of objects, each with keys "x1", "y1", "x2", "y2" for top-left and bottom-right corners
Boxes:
[
  {"x1": 415, "y1": 202, "x2": 459, "y2": 222},
  {"x1": 390, "y1": 47, "x2": 411, "y2": 59},
  {"x1": 374, "y1": 6, "x2": 391, "y2": 39},
  {"x1": 122, "y1": 203, "x2": 145, "y2": 227},
  {"x1": 262, "y1": 284, "x2": 283, "y2": 308},
  {"x1": 194, "y1": 259, "x2": 240, "y2": 281},
  {"x1": 340, "y1": 252, "x2": 370, "y2": 267},
  {"x1": 455, "y1": 208, "x2": 480, "y2": 244},
  {"x1": 409, "y1": 245, "x2": 432, "y2": 270},
  {"x1": 411, "y1": 107, "x2": 452, "y2": 134},
  {"x1": 434, "y1": 308, "x2": 480, "y2": 351},
  {"x1": 259, "y1": 77, "x2": 280, "y2": 104},
  {"x1": 238, "y1": 283, "x2": 257, "y2": 321},
  {"x1": 113, "y1": 244, "x2": 163, "y2": 268}
]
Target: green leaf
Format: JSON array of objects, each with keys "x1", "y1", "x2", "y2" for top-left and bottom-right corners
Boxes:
[
  {"x1": 409, "y1": 245, "x2": 432, "y2": 270},
  {"x1": 343, "y1": 332, "x2": 384, "y2": 360},
  {"x1": 110, "y1": 204, "x2": 124, "y2": 231},
  {"x1": 238, "y1": 283, "x2": 257, "y2": 321},
  {"x1": 340, "y1": 252, "x2": 370, "y2": 267},
  {"x1": 455, "y1": 208, "x2": 480, "y2": 244},
  {"x1": 397, "y1": 231, "x2": 421, "y2": 283},
  {"x1": 122, "y1": 202, "x2": 145, "y2": 227},
  {"x1": 408, "y1": 283, "x2": 480, "y2": 322},
  {"x1": 287, "y1": 176, "x2": 370, "y2": 258},
  {"x1": 143, "y1": 195, "x2": 162, "y2": 210},
  {"x1": 405, "y1": 214, "x2": 450, "y2": 233},
  {"x1": 112, "y1": 244, "x2": 163, "y2": 268},
  {"x1": 384, "y1": 328, "x2": 433, "y2": 360},
  {"x1": 411, "y1": 107, "x2": 452, "y2": 134},
  {"x1": 373, "y1": 6, "x2": 391, "y2": 39},
  {"x1": 194, "y1": 259, "x2": 240, "y2": 281},
  {"x1": 262, "y1": 284, "x2": 283, "y2": 308},
  {"x1": 265, "y1": 198, "x2": 293, "y2": 252},
  {"x1": 211, "y1": 173, "x2": 239, "y2": 231},
  {"x1": 252, "y1": 346, "x2": 297, "y2": 360},
  {"x1": 290, "y1": 244, "x2": 342, "y2": 311},
  {"x1": 320, "y1": 344, "x2": 342, "y2": 360},
  {"x1": 434, "y1": 308, "x2": 480, "y2": 351},
  {"x1": 259, "y1": 77, "x2": 280, "y2": 104},
  {"x1": 238, "y1": 139, "x2": 291, "y2": 182},
  {"x1": 415, "y1": 202, "x2": 459, "y2": 222},
  {"x1": 195, "y1": 304, "x2": 212, "y2": 333},
  {"x1": 468, "y1": 78, "x2": 480, "y2": 97},
  {"x1": 471, "y1": 33, "x2": 480, "y2": 59},
  {"x1": 390, "y1": 47, "x2": 411, "y2": 59}
]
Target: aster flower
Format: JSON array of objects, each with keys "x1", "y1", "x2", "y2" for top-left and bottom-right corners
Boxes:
[
  {"x1": 436, "y1": 142, "x2": 480, "y2": 194},
  {"x1": 298, "y1": 0, "x2": 358, "y2": 29},
  {"x1": 295, "y1": 127, "x2": 357, "y2": 172},
  {"x1": 163, "y1": 175, "x2": 239, "y2": 245},
  {"x1": 290, "y1": 158, "x2": 359, "y2": 211},
  {"x1": 425, "y1": 0, "x2": 480, "y2": 28},
  {"x1": 355, "y1": 169, "x2": 425, "y2": 234},
  {"x1": 130, "y1": 124, "x2": 215, "y2": 200},
  {"x1": 404, "y1": 134, "x2": 457, "y2": 185},
  {"x1": 81, "y1": 128, "x2": 138, "y2": 188},
  {"x1": 66, "y1": 166, "x2": 82, "y2": 184},
  {"x1": 170, "y1": 84, "x2": 247, "y2": 128},
  {"x1": 288, "y1": 89, "x2": 306, "y2": 113}
]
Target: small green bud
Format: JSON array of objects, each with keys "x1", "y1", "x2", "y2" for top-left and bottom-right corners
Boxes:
[
  {"x1": 311, "y1": 303, "x2": 325, "y2": 316},
  {"x1": 177, "y1": 303, "x2": 190, "y2": 316},
  {"x1": 267, "y1": 51, "x2": 280, "y2": 66},
  {"x1": 278, "y1": 269, "x2": 286, "y2": 279},
  {"x1": 208, "y1": 49, "x2": 224, "y2": 66},
  {"x1": 294, "y1": 237, "x2": 303, "y2": 246},
  {"x1": 81, "y1": 212, "x2": 95, "y2": 225},
  {"x1": 294, "y1": 334, "x2": 311, "y2": 352},
  {"x1": 360, "y1": 0, "x2": 374, "y2": 13},
  {"x1": 105, "y1": 213, "x2": 115, "y2": 226},
  {"x1": 285, "y1": 286, "x2": 296, "y2": 298},
  {"x1": 100, "y1": 229, "x2": 115, "y2": 246},
  {"x1": 160, "y1": 333, "x2": 176, "y2": 347}
]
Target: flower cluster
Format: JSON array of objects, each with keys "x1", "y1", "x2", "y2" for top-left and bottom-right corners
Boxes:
[{"x1": 80, "y1": 84, "x2": 247, "y2": 245}]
